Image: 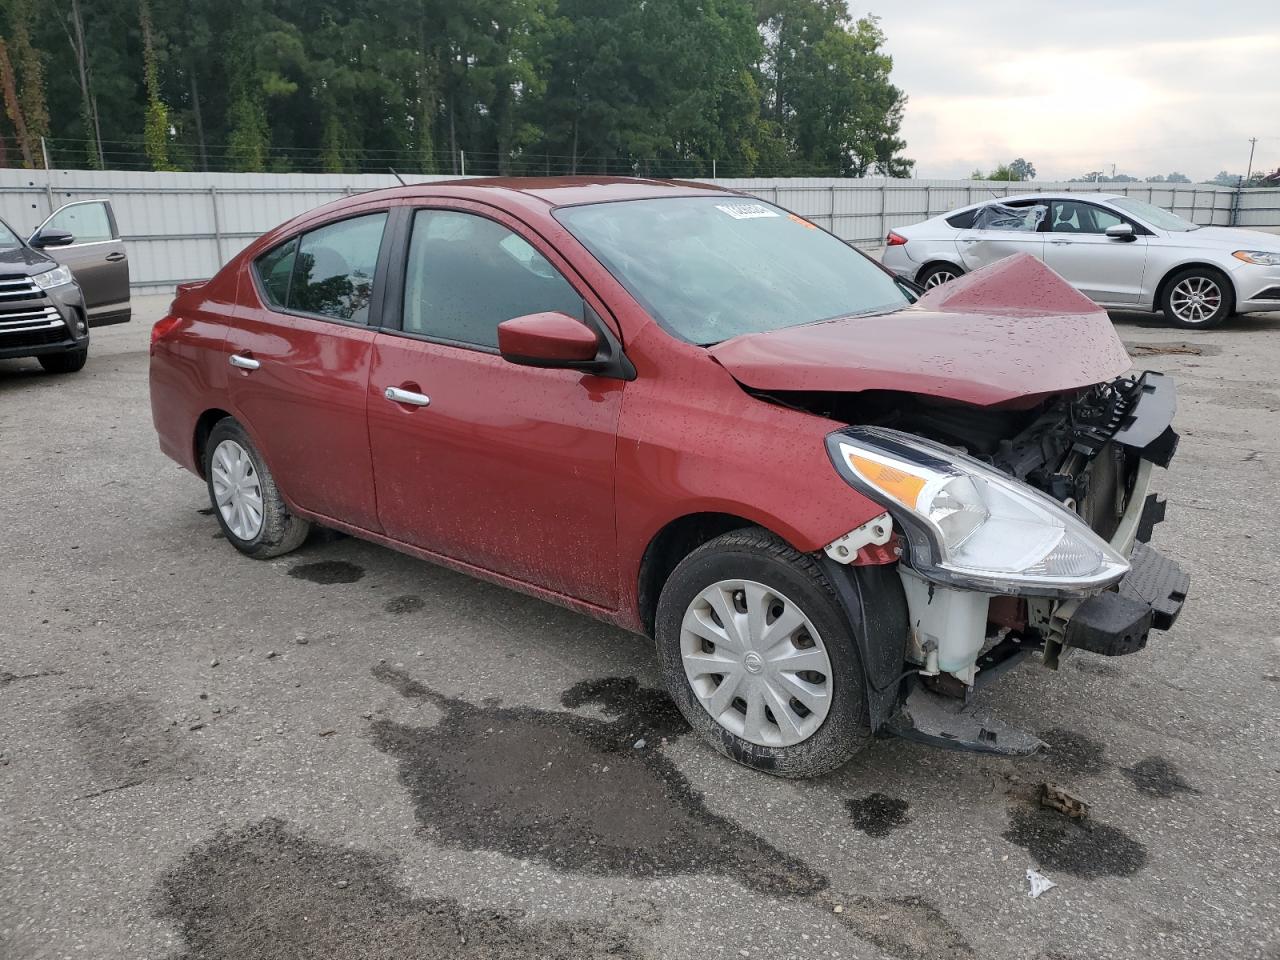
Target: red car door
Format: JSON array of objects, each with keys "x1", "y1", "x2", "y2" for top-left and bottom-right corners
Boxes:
[
  {"x1": 225, "y1": 209, "x2": 391, "y2": 531},
  {"x1": 367, "y1": 203, "x2": 623, "y2": 608}
]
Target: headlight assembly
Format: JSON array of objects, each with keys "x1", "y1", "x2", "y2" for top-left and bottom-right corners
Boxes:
[
  {"x1": 826, "y1": 426, "x2": 1129, "y2": 597},
  {"x1": 1232, "y1": 250, "x2": 1280, "y2": 266},
  {"x1": 32, "y1": 264, "x2": 74, "y2": 289}
]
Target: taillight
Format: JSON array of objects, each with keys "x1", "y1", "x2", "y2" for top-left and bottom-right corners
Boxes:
[
  {"x1": 151, "y1": 314, "x2": 182, "y2": 349},
  {"x1": 886, "y1": 231, "x2": 908, "y2": 246}
]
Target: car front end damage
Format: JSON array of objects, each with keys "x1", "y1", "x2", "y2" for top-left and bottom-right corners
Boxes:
[{"x1": 820, "y1": 371, "x2": 1189, "y2": 754}]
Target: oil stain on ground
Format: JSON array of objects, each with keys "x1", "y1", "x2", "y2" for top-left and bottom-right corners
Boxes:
[
  {"x1": 368, "y1": 668, "x2": 973, "y2": 959},
  {"x1": 369, "y1": 665, "x2": 822, "y2": 896},
  {"x1": 1003, "y1": 806, "x2": 1146, "y2": 878},
  {"x1": 155, "y1": 818, "x2": 642, "y2": 960},
  {"x1": 288, "y1": 560, "x2": 365, "y2": 585},
  {"x1": 1038, "y1": 728, "x2": 1109, "y2": 776},
  {"x1": 846, "y1": 793, "x2": 911, "y2": 838},
  {"x1": 1122, "y1": 756, "x2": 1199, "y2": 798},
  {"x1": 383, "y1": 595, "x2": 425, "y2": 615},
  {"x1": 65, "y1": 694, "x2": 199, "y2": 790}
]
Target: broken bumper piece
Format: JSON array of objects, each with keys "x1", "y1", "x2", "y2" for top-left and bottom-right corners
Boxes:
[{"x1": 1063, "y1": 543, "x2": 1189, "y2": 656}]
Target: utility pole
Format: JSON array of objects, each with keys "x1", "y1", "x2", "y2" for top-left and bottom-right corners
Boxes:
[{"x1": 1245, "y1": 137, "x2": 1258, "y2": 186}]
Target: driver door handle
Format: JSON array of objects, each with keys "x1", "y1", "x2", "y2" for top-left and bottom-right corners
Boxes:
[
  {"x1": 105, "y1": 251, "x2": 127, "y2": 261},
  {"x1": 1050, "y1": 239, "x2": 1072, "y2": 245},
  {"x1": 229, "y1": 353, "x2": 260, "y2": 371},
  {"x1": 385, "y1": 386, "x2": 430, "y2": 407}
]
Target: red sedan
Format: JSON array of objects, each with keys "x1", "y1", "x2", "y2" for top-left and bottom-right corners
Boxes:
[{"x1": 150, "y1": 178, "x2": 1189, "y2": 776}]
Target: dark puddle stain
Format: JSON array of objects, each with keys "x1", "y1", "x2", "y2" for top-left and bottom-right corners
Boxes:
[
  {"x1": 369, "y1": 665, "x2": 822, "y2": 896},
  {"x1": 1003, "y1": 806, "x2": 1146, "y2": 878},
  {"x1": 1122, "y1": 756, "x2": 1199, "y2": 799},
  {"x1": 66, "y1": 695, "x2": 199, "y2": 789},
  {"x1": 846, "y1": 793, "x2": 911, "y2": 838},
  {"x1": 1071, "y1": 657, "x2": 1121, "y2": 679},
  {"x1": 288, "y1": 560, "x2": 365, "y2": 585},
  {"x1": 1038, "y1": 728, "x2": 1109, "y2": 776},
  {"x1": 383, "y1": 594, "x2": 425, "y2": 615},
  {"x1": 211, "y1": 532, "x2": 224, "y2": 540},
  {"x1": 155, "y1": 818, "x2": 642, "y2": 960},
  {"x1": 369, "y1": 668, "x2": 975, "y2": 956}
]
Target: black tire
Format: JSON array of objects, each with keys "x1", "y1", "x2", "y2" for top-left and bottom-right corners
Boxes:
[
  {"x1": 917, "y1": 262, "x2": 963, "y2": 289},
  {"x1": 1159, "y1": 267, "x2": 1233, "y2": 329},
  {"x1": 203, "y1": 418, "x2": 310, "y2": 559},
  {"x1": 655, "y1": 527, "x2": 872, "y2": 778},
  {"x1": 38, "y1": 346, "x2": 88, "y2": 374}
]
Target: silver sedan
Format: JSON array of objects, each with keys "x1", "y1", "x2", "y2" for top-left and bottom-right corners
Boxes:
[{"x1": 880, "y1": 193, "x2": 1280, "y2": 328}]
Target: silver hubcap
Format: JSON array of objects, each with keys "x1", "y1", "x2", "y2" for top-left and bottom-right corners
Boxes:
[
  {"x1": 680, "y1": 579, "x2": 833, "y2": 748},
  {"x1": 210, "y1": 439, "x2": 264, "y2": 541},
  {"x1": 1169, "y1": 276, "x2": 1222, "y2": 324},
  {"x1": 924, "y1": 269, "x2": 956, "y2": 288}
]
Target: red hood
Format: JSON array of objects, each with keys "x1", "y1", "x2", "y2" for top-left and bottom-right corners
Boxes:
[{"x1": 708, "y1": 254, "x2": 1133, "y2": 407}]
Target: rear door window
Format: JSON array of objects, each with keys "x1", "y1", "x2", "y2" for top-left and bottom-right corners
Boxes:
[{"x1": 253, "y1": 212, "x2": 388, "y2": 323}]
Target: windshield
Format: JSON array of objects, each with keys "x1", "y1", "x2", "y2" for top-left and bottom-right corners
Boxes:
[
  {"x1": 555, "y1": 197, "x2": 909, "y2": 344},
  {"x1": 0, "y1": 219, "x2": 21, "y2": 248},
  {"x1": 1110, "y1": 197, "x2": 1199, "y2": 232}
]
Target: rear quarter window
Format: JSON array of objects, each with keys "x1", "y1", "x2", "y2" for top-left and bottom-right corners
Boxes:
[
  {"x1": 254, "y1": 238, "x2": 298, "y2": 307},
  {"x1": 945, "y1": 210, "x2": 977, "y2": 229}
]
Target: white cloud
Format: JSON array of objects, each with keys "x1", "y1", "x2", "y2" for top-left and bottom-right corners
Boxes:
[{"x1": 859, "y1": 2, "x2": 1280, "y2": 181}]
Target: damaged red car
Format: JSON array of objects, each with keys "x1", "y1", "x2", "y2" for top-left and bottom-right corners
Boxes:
[{"x1": 150, "y1": 179, "x2": 1189, "y2": 777}]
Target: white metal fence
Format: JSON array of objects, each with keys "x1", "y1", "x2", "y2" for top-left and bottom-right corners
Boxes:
[{"x1": 1, "y1": 167, "x2": 1276, "y2": 293}]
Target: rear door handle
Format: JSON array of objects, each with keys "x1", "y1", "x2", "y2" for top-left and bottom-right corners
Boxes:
[
  {"x1": 1049, "y1": 239, "x2": 1072, "y2": 245},
  {"x1": 229, "y1": 353, "x2": 260, "y2": 371},
  {"x1": 105, "y1": 252, "x2": 127, "y2": 262},
  {"x1": 384, "y1": 386, "x2": 430, "y2": 407}
]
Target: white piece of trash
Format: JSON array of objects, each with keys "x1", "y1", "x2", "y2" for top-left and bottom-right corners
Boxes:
[{"x1": 1026, "y1": 868, "x2": 1057, "y2": 899}]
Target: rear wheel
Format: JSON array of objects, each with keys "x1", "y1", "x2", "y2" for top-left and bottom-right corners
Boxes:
[
  {"x1": 38, "y1": 346, "x2": 88, "y2": 374},
  {"x1": 1160, "y1": 268, "x2": 1232, "y2": 329},
  {"x1": 917, "y1": 262, "x2": 963, "y2": 289},
  {"x1": 204, "y1": 418, "x2": 310, "y2": 559},
  {"x1": 655, "y1": 528, "x2": 871, "y2": 778}
]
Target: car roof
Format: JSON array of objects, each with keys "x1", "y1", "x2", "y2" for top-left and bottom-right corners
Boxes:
[
  {"x1": 949, "y1": 192, "x2": 1125, "y2": 215},
  {"x1": 359, "y1": 176, "x2": 733, "y2": 208}
]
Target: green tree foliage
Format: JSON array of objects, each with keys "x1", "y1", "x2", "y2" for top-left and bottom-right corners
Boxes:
[{"x1": 0, "y1": 0, "x2": 912, "y2": 176}]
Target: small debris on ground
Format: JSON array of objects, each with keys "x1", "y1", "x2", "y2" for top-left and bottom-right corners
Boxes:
[
  {"x1": 633, "y1": 738, "x2": 646, "y2": 749},
  {"x1": 1125, "y1": 341, "x2": 1202, "y2": 357},
  {"x1": 188, "y1": 722, "x2": 205, "y2": 732},
  {"x1": 265, "y1": 650, "x2": 279, "y2": 659},
  {"x1": 1026, "y1": 868, "x2": 1057, "y2": 899},
  {"x1": 1040, "y1": 783, "x2": 1089, "y2": 819},
  {"x1": 319, "y1": 729, "x2": 337, "y2": 737}
]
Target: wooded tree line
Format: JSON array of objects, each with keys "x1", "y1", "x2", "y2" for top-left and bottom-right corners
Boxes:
[{"x1": 0, "y1": 0, "x2": 912, "y2": 178}]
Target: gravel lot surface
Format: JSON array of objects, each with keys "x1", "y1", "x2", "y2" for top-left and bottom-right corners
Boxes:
[{"x1": 2, "y1": 297, "x2": 1277, "y2": 960}]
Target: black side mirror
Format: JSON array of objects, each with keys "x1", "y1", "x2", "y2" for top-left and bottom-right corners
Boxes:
[
  {"x1": 1104, "y1": 223, "x2": 1136, "y2": 242},
  {"x1": 31, "y1": 228, "x2": 75, "y2": 248}
]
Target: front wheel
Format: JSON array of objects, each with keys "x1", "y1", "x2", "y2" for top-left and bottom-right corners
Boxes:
[
  {"x1": 655, "y1": 528, "x2": 872, "y2": 778},
  {"x1": 204, "y1": 418, "x2": 310, "y2": 559},
  {"x1": 1160, "y1": 268, "x2": 1233, "y2": 329},
  {"x1": 38, "y1": 346, "x2": 88, "y2": 374}
]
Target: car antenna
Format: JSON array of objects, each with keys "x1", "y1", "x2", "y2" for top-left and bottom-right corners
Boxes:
[{"x1": 389, "y1": 167, "x2": 407, "y2": 186}]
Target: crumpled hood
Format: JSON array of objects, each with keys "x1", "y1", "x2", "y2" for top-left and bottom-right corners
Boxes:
[{"x1": 708, "y1": 254, "x2": 1133, "y2": 407}]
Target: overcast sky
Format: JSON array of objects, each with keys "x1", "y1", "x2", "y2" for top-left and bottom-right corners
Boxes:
[{"x1": 860, "y1": 1, "x2": 1280, "y2": 182}]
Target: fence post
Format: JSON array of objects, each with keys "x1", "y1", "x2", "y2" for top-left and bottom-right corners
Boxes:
[
  {"x1": 1230, "y1": 184, "x2": 1241, "y2": 227},
  {"x1": 924, "y1": 184, "x2": 931, "y2": 218},
  {"x1": 829, "y1": 184, "x2": 836, "y2": 233},
  {"x1": 879, "y1": 182, "x2": 887, "y2": 242},
  {"x1": 209, "y1": 186, "x2": 225, "y2": 267}
]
